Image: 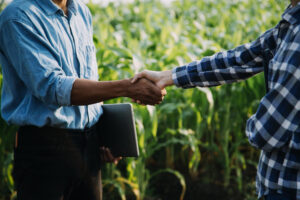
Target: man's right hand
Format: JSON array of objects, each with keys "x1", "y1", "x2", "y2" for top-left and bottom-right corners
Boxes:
[
  {"x1": 71, "y1": 77, "x2": 166, "y2": 106},
  {"x1": 131, "y1": 70, "x2": 174, "y2": 89},
  {"x1": 126, "y1": 78, "x2": 166, "y2": 105}
]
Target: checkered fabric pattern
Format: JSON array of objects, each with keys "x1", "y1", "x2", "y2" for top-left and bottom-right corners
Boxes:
[{"x1": 172, "y1": 4, "x2": 300, "y2": 200}]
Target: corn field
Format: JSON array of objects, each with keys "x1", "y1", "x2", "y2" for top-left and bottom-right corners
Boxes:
[{"x1": 0, "y1": 0, "x2": 286, "y2": 199}]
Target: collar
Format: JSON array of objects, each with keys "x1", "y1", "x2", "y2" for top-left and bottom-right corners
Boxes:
[
  {"x1": 35, "y1": 0, "x2": 78, "y2": 16},
  {"x1": 282, "y1": 2, "x2": 300, "y2": 25},
  {"x1": 67, "y1": 0, "x2": 78, "y2": 16}
]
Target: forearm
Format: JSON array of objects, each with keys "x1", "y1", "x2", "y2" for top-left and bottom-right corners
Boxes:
[
  {"x1": 71, "y1": 78, "x2": 130, "y2": 105},
  {"x1": 172, "y1": 57, "x2": 263, "y2": 88},
  {"x1": 172, "y1": 27, "x2": 278, "y2": 88}
]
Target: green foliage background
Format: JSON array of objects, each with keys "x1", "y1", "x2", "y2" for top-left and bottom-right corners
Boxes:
[{"x1": 0, "y1": 0, "x2": 286, "y2": 199}]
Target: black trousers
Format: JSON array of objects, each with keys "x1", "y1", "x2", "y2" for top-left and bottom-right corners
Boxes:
[{"x1": 13, "y1": 124, "x2": 103, "y2": 200}]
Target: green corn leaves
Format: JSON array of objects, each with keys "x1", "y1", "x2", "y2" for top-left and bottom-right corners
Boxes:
[{"x1": 0, "y1": 0, "x2": 286, "y2": 199}]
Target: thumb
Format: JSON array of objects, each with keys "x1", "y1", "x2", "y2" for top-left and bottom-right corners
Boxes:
[
  {"x1": 131, "y1": 72, "x2": 144, "y2": 83},
  {"x1": 161, "y1": 88, "x2": 167, "y2": 96},
  {"x1": 157, "y1": 80, "x2": 166, "y2": 90}
]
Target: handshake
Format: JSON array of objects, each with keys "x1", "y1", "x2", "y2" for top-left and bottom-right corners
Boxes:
[{"x1": 129, "y1": 70, "x2": 173, "y2": 106}]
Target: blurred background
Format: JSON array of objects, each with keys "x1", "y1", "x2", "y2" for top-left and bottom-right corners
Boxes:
[{"x1": 0, "y1": 0, "x2": 286, "y2": 199}]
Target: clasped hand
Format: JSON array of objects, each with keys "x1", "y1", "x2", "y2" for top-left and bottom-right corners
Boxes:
[{"x1": 129, "y1": 70, "x2": 173, "y2": 105}]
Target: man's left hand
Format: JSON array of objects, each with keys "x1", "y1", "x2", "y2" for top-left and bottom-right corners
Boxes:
[{"x1": 99, "y1": 147, "x2": 122, "y2": 165}]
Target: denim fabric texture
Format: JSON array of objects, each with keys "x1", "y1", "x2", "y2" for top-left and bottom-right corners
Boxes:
[{"x1": 0, "y1": 0, "x2": 102, "y2": 129}]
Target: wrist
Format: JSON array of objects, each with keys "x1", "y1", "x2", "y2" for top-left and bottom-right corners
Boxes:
[
  {"x1": 120, "y1": 78, "x2": 133, "y2": 98},
  {"x1": 161, "y1": 70, "x2": 173, "y2": 87}
]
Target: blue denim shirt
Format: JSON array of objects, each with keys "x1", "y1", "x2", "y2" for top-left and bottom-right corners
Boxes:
[{"x1": 0, "y1": 0, "x2": 102, "y2": 129}]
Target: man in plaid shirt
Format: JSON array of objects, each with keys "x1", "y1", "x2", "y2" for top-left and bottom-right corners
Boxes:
[{"x1": 133, "y1": 0, "x2": 300, "y2": 199}]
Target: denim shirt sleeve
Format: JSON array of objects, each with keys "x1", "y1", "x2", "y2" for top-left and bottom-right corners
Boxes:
[{"x1": 0, "y1": 19, "x2": 76, "y2": 106}]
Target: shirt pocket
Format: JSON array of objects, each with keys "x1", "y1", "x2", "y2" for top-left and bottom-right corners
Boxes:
[
  {"x1": 84, "y1": 45, "x2": 98, "y2": 80},
  {"x1": 77, "y1": 38, "x2": 98, "y2": 80}
]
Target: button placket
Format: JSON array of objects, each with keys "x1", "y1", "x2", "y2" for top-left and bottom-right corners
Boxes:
[
  {"x1": 68, "y1": 16, "x2": 90, "y2": 127},
  {"x1": 72, "y1": 20, "x2": 84, "y2": 78}
]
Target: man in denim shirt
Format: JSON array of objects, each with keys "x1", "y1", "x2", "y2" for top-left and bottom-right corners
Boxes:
[
  {"x1": 133, "y1": 0, "x2": 300, "y2": 199},
  {"x1": 0, "y1": 0, "x2": 165, "y2": 199}
]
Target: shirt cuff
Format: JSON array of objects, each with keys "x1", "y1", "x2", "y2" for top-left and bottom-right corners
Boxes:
[
  {"x1": 172, "y1": 65, "x2": 193, "y2": 88},
  {"x1": 56, "y1": 76, "x2": 76, "y2": 106}
]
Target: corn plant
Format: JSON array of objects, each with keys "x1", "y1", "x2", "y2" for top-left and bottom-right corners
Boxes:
[{"x1": 0, "y1": 0, "x2": 286, "y2": 199}]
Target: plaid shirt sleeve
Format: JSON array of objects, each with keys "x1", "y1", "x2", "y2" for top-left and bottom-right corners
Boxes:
[
  {"x1": 172, "y1": 28, "x2": 276, "y2": 88},
  {"x1": 246, "y1": 29, "x2": 300, "y2": 152},
  {"x1": 172, "y1": 26, "x2": 300, "y2": 152}
]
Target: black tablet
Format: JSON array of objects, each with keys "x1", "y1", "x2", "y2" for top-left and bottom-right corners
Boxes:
[{"x1": 98, "y1": 103, "x2": 139, "y2": 157}]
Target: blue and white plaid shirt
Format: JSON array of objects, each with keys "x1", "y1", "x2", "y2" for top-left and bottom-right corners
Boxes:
[{"x1": 173, "y1": 4, "x2": 300, "y2": 199}]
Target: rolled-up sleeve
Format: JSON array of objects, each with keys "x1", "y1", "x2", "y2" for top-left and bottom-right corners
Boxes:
[
  {"x1": 55, "y1": 76, "x2": 76, "y2": 106},
  {"x1": 0, "y1": 19, "x2": 76, "y2": 106}
]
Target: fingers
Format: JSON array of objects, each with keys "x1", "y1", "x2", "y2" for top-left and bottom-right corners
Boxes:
[
  {"x1": 114, "y1": 157, "x2": 122, "y2": 165},
  {"x1": 131, "y1": 74, "x2": 140, "y2": 83},
  {"x1": 105, "y1": 148, "x2": 115, "y2": 162},
  {"x1": 142, "y1": 81, "x2": 163, "y2": 105},
  {"x1": 132, "y1": 85, "x2": 167, "y2": 106},
  {"x1": 100, "y1": 147, "x2": 115, "y2": 162},
  {"x1": 132, "y1": 70, "x2": 173, "y2": 90},
  {"x1": 132, "y1": 70, "x2": 162, "y2": 86},
  {"x1": 131, "y1": 71, "x2": 147, "y2": 83},
  {"x1": 129, "y1": 77, "x2": 167, "y2": 106},
  {"x1": 99, "y1": 147, "x2": 123, "y2": 165}
]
